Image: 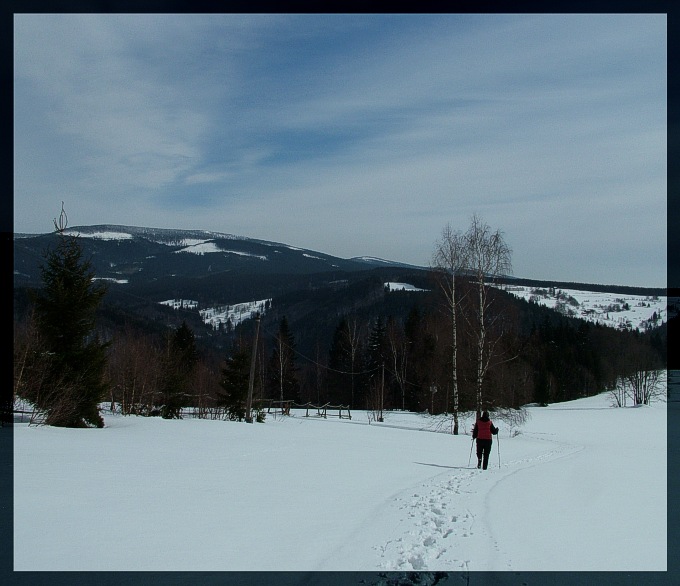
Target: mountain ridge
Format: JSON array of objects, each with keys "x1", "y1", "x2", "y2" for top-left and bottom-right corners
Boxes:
[
  {"x1": 13, "y1": 223, "x2": 394, "y2": 287},
  {"x1": 13, "y1": 223, "x2": 666, "y2": 297}
]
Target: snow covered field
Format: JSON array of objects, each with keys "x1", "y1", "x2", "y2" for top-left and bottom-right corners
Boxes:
[{"x1": 14, "y1": 390, "x2": 666, "y2": 572}]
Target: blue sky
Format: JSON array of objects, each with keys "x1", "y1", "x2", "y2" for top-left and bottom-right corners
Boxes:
[{"x1": 14, "y1": 14, "x2": 666, "y2": 287}]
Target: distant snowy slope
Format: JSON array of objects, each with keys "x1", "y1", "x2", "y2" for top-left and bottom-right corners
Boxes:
[
  {"x1": 160, "y1": 298, "x2": 271, "y2": 330},
  {"x1": 63, "y1": 229, "x2": 133, "y2": 240},
  {"x1": 64, "y1": 224, "x2": 245, "y2": 244},
  {"x1": 385, "y1": 282, "x2": 429, "y2": 292},
  {"x1": 497, "y1": 284, "x2": 666, "y2": 332},
  {"x1": 199, "y1": 299, "x2": 271, "y2": 330}
]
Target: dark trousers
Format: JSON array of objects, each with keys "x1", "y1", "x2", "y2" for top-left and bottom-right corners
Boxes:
[{"x1": 476, "y1": 439, "x2": 493, "y2": 470}]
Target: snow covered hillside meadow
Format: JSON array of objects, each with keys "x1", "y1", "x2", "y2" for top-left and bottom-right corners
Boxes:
[
  {"x1": 497, "y1": 284, "x2": 667, "y2": 332},
  {"x1": 14, "y1": 382, "x2": 667, "y2": 573},
  {"x1": 160, "y1": 298, "x2": 271, "y2": 331}
]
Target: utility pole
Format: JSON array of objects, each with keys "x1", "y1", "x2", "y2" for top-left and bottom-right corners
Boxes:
[
  {"x1": 245, "y1": 312, "x2": 261, "y2": 424},
  {"x1": 379, "y1": 362, "x2": 384, "y2": 422}
]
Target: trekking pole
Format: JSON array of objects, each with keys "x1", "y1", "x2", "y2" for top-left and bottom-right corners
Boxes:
[
  {"x1": 468, "y1": 437, "x2": 474, "y2": 467},
  {"x1": 497, "y1": 433, "x2": 501, "y2": 468}
]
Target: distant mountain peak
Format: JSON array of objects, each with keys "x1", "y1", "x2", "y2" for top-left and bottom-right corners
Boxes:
[
  {"x1": 64, "y1": 224, "x2": 246, "y2": 244},
  {"x1": 14, "y1": 223, "x2": 415, "y2": 289}
]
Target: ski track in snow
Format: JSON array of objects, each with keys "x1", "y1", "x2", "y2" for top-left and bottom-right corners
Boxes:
[{"x1": 373, "y1": 431, "x2": 582, "y2": 571}]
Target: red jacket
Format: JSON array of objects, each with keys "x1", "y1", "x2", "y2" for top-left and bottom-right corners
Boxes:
[{"x1": 473, "y1": 417, "x2": 498, "y2": 440}]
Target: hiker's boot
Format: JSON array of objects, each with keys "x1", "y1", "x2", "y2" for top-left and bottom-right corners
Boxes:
[{"x1": 477, "y1": 458, "x2": 482, "y2": 469}]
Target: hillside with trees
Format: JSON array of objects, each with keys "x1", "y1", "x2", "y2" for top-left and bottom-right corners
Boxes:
[{"x1": 13, "y1": 216, "x2": 667, "y2": 428}]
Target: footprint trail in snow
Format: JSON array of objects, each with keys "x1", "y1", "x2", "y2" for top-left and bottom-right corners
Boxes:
[
  {"x1": 375, "y1": 469, "x2": 483, "y2": 571},
  {"x1": 373, "y1": 433, "x2": 581, "y2": 571}
]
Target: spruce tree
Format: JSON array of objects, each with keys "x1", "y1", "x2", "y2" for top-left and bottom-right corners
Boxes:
[
  {"x1": 218, "y1": 341, "x2": 251, "y2": 421},
  {"x1": 364, "y1": 317, "x2": 388, "y2": 418},
  {"x1": 327, "y1": 317, "x2": 352, "y2": 405},
  {"x1": 30, "y1": 227, "x2": 109, "y2": 427},
  {"x1": 326, "y1": 316, "x2": 366, "y2": 407},
  {"x1": 160, "y1": 321, "x2": 198, "y2": 419},
  {"x1": 366, "y1": 317, "x2": 388, "y2": 374}
]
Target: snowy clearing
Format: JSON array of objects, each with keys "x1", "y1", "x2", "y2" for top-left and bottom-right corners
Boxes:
[
  {"x1": 14, "y1": 391, "x2": 666, "y2": 572},
  {"x1": 199, "y1": 299, "x2": 271, "y2": 330},
  {"x1": 385, "y1": 282, "x2": 429, "y2": 292},
  {"x1": 498, "y1": 284, "x2": 666, "y2": 332},
  {"x1": 158, "y1": 298, "x2": 271, "y2": 330}
]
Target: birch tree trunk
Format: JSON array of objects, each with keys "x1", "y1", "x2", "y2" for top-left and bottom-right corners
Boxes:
[
  {"x1": 464, "y1": 214, "x2": 512, "y2": 417},
  {"x1": 432, "y1": 224, "x2": 467, "y2": 434}
]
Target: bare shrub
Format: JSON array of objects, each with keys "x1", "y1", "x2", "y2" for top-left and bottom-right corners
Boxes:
[{"x1": 490, "y1": 406, "x2": 530, "y2": 433}]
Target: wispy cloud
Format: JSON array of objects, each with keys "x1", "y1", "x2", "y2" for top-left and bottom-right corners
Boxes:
[{"x1": 14, "y1": 14, "x2": 666, "y2": 287}]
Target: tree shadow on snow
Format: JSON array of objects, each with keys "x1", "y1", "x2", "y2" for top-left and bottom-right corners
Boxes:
[{"x1": 413, "y1": 461, "x2": 472, "y2": 470}]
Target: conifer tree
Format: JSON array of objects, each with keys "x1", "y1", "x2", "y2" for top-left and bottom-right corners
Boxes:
[
  {"x1": 364, "y1": 317, "x2": 388, "y2": 417},
  {"x1": 403, "y1": 307, "x2": 438, "y2": 412},
  {"x1": 327, "y1": 316, "x2": 366, "y2": 408},
  {"x1": 160, "y1": 321, "x2": 198, "y2": 419},
  {"x1": 218, "y1": 340, "x2": 251, "y2": 421},
  {"x1": 29, "y1": 208, "x2": 109, "y2": 427},
  {"x1": 366, "y1": 317, "x2": 388, "y2": 375},
  {"x1": 327, "y1": 317, "x2": 352, "y2": 405}
]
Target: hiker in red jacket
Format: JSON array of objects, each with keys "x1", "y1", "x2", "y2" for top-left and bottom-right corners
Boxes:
[{"x1": 472, "y1": 411, "x2": 499, "y2": 470}]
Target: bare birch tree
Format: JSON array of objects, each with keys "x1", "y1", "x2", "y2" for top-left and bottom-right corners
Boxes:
[
  {"x1": 269, "y1": 316, "x2": 298, "y2": 405},
  {"x1": 432, "y1": 223, "x2": 468, "y2": 434},
  {"x1": 386, "y1": 316, "x2": 409, "y2": 411},
  {"x1": 464, "y1": 214, "x2": 512, "y2": 416},
  {"x1": 344, "y1": 316, "x2": 364, "y2": 409}
]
